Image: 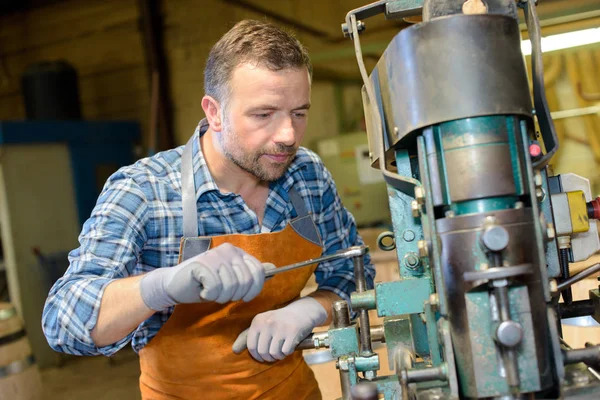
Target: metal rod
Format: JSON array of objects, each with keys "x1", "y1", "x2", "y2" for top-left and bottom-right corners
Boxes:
[
  {"x1": 557, "y1": 263, "x2": 600, "y2": 292},
  {"x1": 494, "y1": 283, "x2": 521, "y2": 390},
  {"x1": 340, "y1": 369, "x2": 352, "y2": 400},
  {"x1": 353, "y1": 255, "x2": 373, "y2": 356},
  {"x1": 405, "y1": 365, "x2": 447, "y2": 383},
  {"x1": 563, "y1": 346, "x2": 600, "y2": 365}
]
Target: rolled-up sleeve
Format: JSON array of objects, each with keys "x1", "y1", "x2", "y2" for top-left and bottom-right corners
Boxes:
[
  {"x1": 313, "y1": 165, "x2": 375, "y2": 305},
  {"x1": 42, "y1": 172, "x2": 148, "y2": 356}
]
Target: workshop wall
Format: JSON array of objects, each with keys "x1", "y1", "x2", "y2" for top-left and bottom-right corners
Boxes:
[
  {"x1": 0, "y1": 0, "x2": 367, "y2": 152},
  {"x1": 0, "y1": 0, "x2": 150, "y2": 142},
  {"x1": 535, "y1": 45, "x2": 600, "y2": 195}
]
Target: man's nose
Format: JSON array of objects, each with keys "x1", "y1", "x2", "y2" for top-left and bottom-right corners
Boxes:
[{"x1": 274, "y1": 117, "x2": 296, "y2": 146}]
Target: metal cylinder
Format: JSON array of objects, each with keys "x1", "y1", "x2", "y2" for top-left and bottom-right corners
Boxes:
[
  {"x1": 365, "y1": 14, "x2": 533, "y2": 167},
  {"x1": 333, "y1": 301, "x2": 351, "y2": 329},
  {"x1": 424, "y1": 116, "x2": 525, "y2": 208},
  {"x1": 563, "y1": 346, "x2": 600, "y2": 366}
]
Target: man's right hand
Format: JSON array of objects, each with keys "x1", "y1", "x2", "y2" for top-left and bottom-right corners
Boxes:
[{"x1": 139, "y1": 243, "x2": 265, "y2": 311}]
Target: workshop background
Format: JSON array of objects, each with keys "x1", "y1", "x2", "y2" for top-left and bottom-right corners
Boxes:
[{"x1": 0, "y1": 0, "x2": 598, "y2": 399}]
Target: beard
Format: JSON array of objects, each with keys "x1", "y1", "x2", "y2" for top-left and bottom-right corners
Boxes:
[{"x1": 218, "y1": 125, "x2": 297, "y2": 182}]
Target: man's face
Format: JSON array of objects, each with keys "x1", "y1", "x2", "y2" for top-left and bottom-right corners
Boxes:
[{"x1": 217, "y1": 63, "x2": 311, "y2": 182}]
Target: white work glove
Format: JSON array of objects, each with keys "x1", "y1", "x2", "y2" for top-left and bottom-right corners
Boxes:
[
  {"x1": 139, "y1": 243, "x2": 265, "y2": 311},
  {"x1": 234, "y1": 297, "x2": 327, "y2": 362}
]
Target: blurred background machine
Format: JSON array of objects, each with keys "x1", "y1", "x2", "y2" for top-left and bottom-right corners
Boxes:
[
  {"x1": 0, "y1": 60, "x2": 140, "y2": 368},
  {"x1": 299, "y1": 1, "x2": 600, "y2": 399},
  {"x1": 315, "y1": 132, "x2": 392, "y2": 228}
]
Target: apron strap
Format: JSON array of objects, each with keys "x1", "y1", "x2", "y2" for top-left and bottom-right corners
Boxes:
[
  {"x1": 181, "y1": 133, "x2": 199, "y2": 238},
  {"x1": 288, "y1": 187, "x2": 308, "y2": 218},
  {"x1": 181, "y1": 130, "x2": 309, "y2": 238}
]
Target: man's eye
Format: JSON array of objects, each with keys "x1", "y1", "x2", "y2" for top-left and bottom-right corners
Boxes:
[
  {"x1": 293, "y1": 112, "x2": 307, "y2": 118},
  {"x1": 254, "y1": 113, "x2": 271, "y2": 119}
]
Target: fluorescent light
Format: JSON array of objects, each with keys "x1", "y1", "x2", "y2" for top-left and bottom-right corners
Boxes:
[{"x1": 521, "y1": 27, "x2": 600, "y2": 56}]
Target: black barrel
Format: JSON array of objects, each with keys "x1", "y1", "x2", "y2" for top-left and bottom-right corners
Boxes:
[{"x1": 21, "y1": 60, "x2": 82, "y2": 120}]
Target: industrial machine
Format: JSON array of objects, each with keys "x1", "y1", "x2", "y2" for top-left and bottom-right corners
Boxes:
[{"x1": 298, "y1": 1, "x2": 600, "y2": 398}]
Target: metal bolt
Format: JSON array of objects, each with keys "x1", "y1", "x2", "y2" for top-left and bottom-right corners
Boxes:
[
  {"x1": 418, "y1": 240, "x2": 429, "y2": 258},
  {"x1": 514, "y1": 201, "x2": 524, "y2": 210},
  {"x1": 481, "y1": 225, "x2": 510, "y2": 252},
  {"x1": 495, "y1": 320, "x2": 523, "y2": 348},
  {"x1": 546, "y1": 223, "x2": 556, "y2": 241},
  {"x1": 363, "y1": 370, "x2": 377, "y2": 380},
  {"x1": 536, "y1": 187, "x2": 546, "y2": 201},
  {"x1": 429, "y1": 293, "x2": 439, "y2": 308},
  {"x1": 549, "y1": 279, "x2": 558, "y2": 294},
  {"x1": 404, "y1": 252, "x2": 421, "y2": 270},
  {"x1": 411, "y1": 200, "x2": 420, "y2": 218},
  {"x1": 393, "y1": 126, "x2": 399, "y2": 135},
  {"x1": 415, "y1": 186, "x2": 425, "y2": 205},
  {"x1": 403, "y1": 229, "x2": 416, "y2": 242},
  {"x1": 534, "y1": 171, "x2": 543, "y2": 188},
  {"x1": 445, "y1": 210, "x2": 456, "y2": 218}
]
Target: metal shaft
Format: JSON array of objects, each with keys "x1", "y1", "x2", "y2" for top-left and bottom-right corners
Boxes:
[
  {"x1": 494, "y1": 283, "x2": 521, "y2": 391},
  {"x1": 557, "y1": 263, "x2": 600, "y2": 292},
  {"x1": 354, "y1": 255, "x2": 373, "y2": 356}
]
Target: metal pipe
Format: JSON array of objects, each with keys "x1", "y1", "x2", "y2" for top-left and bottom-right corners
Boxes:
[
  {"x1": 353, "y1": 255, "x2": 373, "y2": 356},
  {"x1": 557, "y1": 264, "x2": 600, "y2": 292}
]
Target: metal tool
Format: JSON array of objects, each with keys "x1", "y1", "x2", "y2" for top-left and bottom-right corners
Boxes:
[
  {"x1": 264, "y1": 245, "x2": 368, "y2": 278},
  {"x1": 232, "y1": 245, "x2": 369, "y2": 354}
]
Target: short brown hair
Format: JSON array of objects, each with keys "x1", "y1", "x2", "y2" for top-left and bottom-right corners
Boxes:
[{"x1": 204, "y1": 20, "x2": 312, "y2": 104}]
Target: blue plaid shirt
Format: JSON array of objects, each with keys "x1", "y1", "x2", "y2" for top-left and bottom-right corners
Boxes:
[{"x1": 42, "y1": 121, "x2": 374, "y2": 356}]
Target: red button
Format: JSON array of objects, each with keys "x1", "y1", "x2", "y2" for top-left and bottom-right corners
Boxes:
[{"x1": 529, "y1": 143, "x2": 542, "y2": 157}]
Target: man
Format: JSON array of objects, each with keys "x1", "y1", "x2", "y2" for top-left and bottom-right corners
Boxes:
[{"x1": 42, "y1": 20, "x2": 374, "y2": 399}]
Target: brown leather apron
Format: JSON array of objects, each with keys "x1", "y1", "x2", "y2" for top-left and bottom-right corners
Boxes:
[{"x1": 138, "y1": 134, "x2": 323, "y2": 399}]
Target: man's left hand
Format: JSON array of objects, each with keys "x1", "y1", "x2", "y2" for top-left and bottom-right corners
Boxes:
[{"x1": 239, "y1": 297, "x2": 327, "y2": 362}]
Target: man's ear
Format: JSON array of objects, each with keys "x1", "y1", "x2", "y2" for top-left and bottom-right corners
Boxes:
[{"x1": 201, "y1": 95, "x2": 223, "y2": 132}]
